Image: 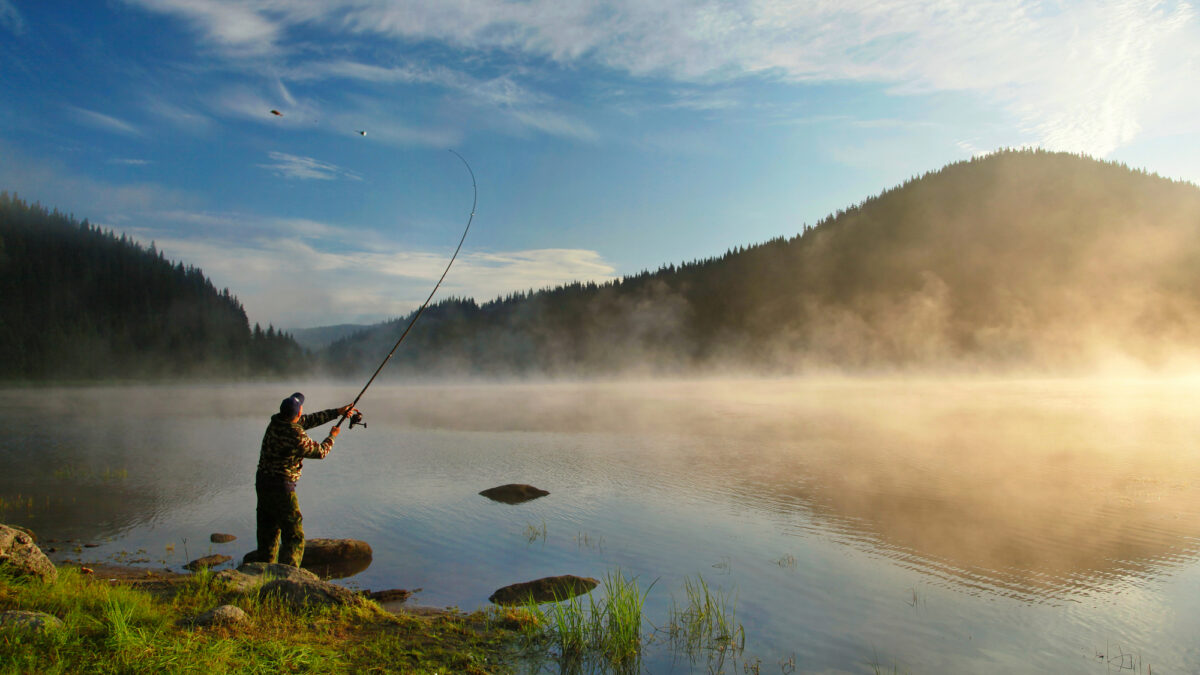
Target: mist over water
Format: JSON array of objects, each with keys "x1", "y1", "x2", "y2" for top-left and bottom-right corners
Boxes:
[{"x1": 4, "y1": 377, "x2": 1200, "y2": 672}]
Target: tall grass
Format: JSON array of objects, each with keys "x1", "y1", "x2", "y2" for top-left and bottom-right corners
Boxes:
[
  {"x1": 525, "y1": 569, "x2": 654, "y2": 671},
  {"x1": 664, "y1": 575, "x2": 744, "y2": 656}
]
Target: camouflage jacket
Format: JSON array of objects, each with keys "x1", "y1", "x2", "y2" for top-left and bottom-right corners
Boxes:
[{"x1": 255, "y1": 408, "x2": 339, "y2": 486}]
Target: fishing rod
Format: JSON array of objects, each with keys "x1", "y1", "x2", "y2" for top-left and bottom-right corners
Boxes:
[{"x1": 334, "y1": 149, "x2": 477, "y2": 430}]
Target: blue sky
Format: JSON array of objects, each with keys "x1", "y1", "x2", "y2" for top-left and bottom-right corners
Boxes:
[{"x1": 1, "y1": 0, "x2": 1197, "y2": 330}]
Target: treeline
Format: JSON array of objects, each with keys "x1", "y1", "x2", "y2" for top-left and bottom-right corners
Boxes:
[
  {"x1": 322, "y1": 149, "x2": 1200, "y2": 376},
  {"x1": 0, "y1": 192, "x2": 306, "y2": 380}
]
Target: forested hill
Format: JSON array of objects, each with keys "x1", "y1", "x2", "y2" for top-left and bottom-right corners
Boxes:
[
  {"x1": 0, "y1": 192, "x2": 305, "y2": 380},
  {"x1": 322, "y1": 149, "x2": 1200, "y2": 376}
]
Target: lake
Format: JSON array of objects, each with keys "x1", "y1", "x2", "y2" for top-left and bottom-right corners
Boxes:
[{"x1": 3, "y1": 378, "x2": 1200, "y2": 673}]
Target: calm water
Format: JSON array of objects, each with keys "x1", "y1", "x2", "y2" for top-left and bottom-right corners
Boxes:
[{"x1": 3, "y1": 378, "x2": 1200, "y2": 673}]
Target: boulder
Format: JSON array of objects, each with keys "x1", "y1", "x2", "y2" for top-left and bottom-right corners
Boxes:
[
  {"x1": 181, "y1": 604, "x2": 248, "y2": 628},
  {"x1": 9, "y1": 525, "x2": 36, "y2": 543},
  {"x1": 300, "y1": 538, "x2": 373, "y2": 580},
  {"x1": 0, "y1": 523, "x2": 57, "y2": 583},
  {"x1": 488, "y1": 575, "x2": 599, "y2": 605},
  {"x1": 479, "y1": 484, "x2": 550, "y2": 505},
  {"x1": 259, "y1": 577, "x2": 364, "y2": 609},
  {"x1": 240, "y1": 539, "x2": 373, "y2": 579},
  {"x1": 184, "y1": 554, "x2": 232, "y2": 572},
  {"x1": 236, "y1": 562, "x2": 320, "y2": 583},
  {"x1": 0, "y1": 610, "x2": 63, "y2": 634},
  {"x1": 215, "y1": 562, "x2": 361, "y2": 608},
  {"x1": 210, "y1": 533, "x2": 237, "y2": 544}
]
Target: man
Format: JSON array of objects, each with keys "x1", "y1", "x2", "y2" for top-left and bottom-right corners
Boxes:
[{"x1": 251, "y1": 392, "x2": 358, "y2": 567}]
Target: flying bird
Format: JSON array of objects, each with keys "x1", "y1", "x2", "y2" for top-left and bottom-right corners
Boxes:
[
  {"x1": 270, "y1": 109, "x2": 283, "y2": 117},
  {"x1": 356, "y1": 130, "x2": 366, "y2": 136}
]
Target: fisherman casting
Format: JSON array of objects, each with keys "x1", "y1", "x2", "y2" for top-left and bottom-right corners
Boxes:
[{"x1": 251, "y1": 392, "x2": 358, "y2": 567}]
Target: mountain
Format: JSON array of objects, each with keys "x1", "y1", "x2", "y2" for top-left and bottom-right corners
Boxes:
[
  {"x1": 320, "y1": 149, "x2": 1200, "y2": 376},
  {"x1": 288, "y1": 324, "x2": 371, "y2": 352},
  {"x1": 0, "y1": 192, "x2": 307, "y2": 380}
]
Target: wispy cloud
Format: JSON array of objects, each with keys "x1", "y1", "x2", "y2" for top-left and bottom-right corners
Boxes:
[
  {"x1": 122, "y1": 0, "x2": 281, "y2": 56},
  {"x1": 296, "y1": 59, "x2": 597, "y2": 141},
  {"x1": 147, "y1": 217, "x2": 618, "y2": 327},
  {"x1": 122, "y1": 0, "x2": 1199, "y2": 157},
  {"x1": 67, "y1": 106, "x2": 142, "y2": 136},
  {"x1": 107, "y1": 158, "x2": 154, "y2": 166},
  {"x1": 0, "y1": 0, "x2": 24, "y2": 34},
  {"x1": 257, "y1": 151, "x2": 362, "y2": 181}
]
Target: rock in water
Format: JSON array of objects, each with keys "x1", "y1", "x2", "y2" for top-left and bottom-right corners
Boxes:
[
  {"x1": 184, "y1": 554, "x2": 232, "y2": 571},
  {"x1": 210, "y1": 533, "x2": 237, "y2": 544},
  {"x1": 300, "y1": 538, "x2": 373, "y2": 579},
  {"x1": 0, "y1": 523, "x2": 57, "y2": 583},
  {"x1": 479, "y1": 484, "x2": 550, "y2": 505},
  {"x1": 488, "y1": 575, "x2": 599, "y2": 605}
]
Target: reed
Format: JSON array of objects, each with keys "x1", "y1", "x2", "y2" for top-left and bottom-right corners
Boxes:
[
  {"x1": 525, "y1": 568, "x2": 652, "y2": 671},
  {"x1": 524, "y1": 519, "x2": 547, "y2": 544},
  {"x1": 664, "y1": 575, "x2": 744, "y2": 657}
]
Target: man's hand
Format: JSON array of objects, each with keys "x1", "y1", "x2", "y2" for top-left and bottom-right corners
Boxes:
[
  {"x1": 338, "y1": 404, "x2": 358, "y2": 416},
  {"x1": 330, "y1": 426, "x2": 341, "y2": 439}
]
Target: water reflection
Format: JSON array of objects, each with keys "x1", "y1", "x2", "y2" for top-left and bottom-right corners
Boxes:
[
  {"x1": 5, "y1": 379, "x2": 1200, "y2": 671},
  {"x1": 352, "y1": 378, "x2": 1200, "y2": 603}
]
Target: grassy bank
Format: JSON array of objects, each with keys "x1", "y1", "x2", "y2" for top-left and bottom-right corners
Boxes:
[{"x1": 0, "y1": 566, "x2": 536, "y2": 674}]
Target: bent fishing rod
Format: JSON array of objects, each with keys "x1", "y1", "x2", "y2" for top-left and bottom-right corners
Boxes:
[{"x1": 335, "y1": 149, "x2": 476, "y2": 430}]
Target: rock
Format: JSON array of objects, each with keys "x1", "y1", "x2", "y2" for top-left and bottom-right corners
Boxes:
[
  {"x1": 9, "y1": 525, "x2": 36, "y2": 543},
  {"x1": 259, "y1": 576, "x2": 365, "y2": 609},
  {"x1": 0, "y1": 523, "x2": 57, "y2": 583},
  {"x1": 239, "y1": 540, "x2": 373, "y2": 580},
  {"x1": 479, "y1": 484, "x2": 550, "y2": 505},
  {"x1": 488, "y1": 575, "x2": 599, "y2": 605},
  {"x1": 0, "y1": 610, "x2": 63, "y2": 634},
  {"x1": 181, "y1": 604, "x2": 247, "y2": 627},
  {"x1": 300, "y1": 539, "x2": 373, "y2": 579},
  {"x1": 236, "y1": 562, "x2": 320, "y2": 583},
  {"x1": 184, "y1": 554, "x2": 232, "y2": 571},
  {"x1": 364, "y1": 588, "x2": 419, "y2": 604},
  {"x1": 210, "y1": 533, "x2": 237, "y2": 544}
]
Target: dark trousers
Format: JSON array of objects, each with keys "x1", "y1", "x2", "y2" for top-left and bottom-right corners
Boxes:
[{"x1": 255, "y1": 483, "x2": 304, "y2": 566}]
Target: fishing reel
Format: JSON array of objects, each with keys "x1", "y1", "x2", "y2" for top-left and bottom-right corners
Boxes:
[{"x1": 349, "y1": 410, "x2": 367, "y2": 430}]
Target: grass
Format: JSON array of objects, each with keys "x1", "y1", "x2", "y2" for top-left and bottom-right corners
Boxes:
[
  {"x1": 523, "y1": 519, "x2": 547, "y2": 545},
  {"x1": 521, "y1": 569, "x2": 654, "y2": 672},
  {"x1": 0, "y1": 566, "x2": 531, "y2": 674},
  {"x1": 663, "y1": 574, "x2": 744, "y2": 657}
]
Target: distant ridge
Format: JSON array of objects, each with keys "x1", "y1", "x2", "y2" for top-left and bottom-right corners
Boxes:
[
  {"x1": 289, "y1": 324, "x2": 370, "y2": 351},
  {"x1": 321, "y1": 149, "x2": 1200, "y2": 376}
]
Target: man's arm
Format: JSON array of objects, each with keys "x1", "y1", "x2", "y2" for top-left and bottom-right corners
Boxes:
[
  {"x1": 292, "y1": 425, "x2": 335, "y2": 460},
  {"x1": 298, "y1": 408, "x2": 340, "y2": 430}
]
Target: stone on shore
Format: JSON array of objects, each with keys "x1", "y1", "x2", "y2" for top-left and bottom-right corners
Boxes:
[
  {"x1": 0, "y1": 610, "x2": 63, "y2": 634},
  {"x1": 0, "y1": 523, "x2": 57, "y2": 583},
  {"x1": 488, "y1": 575, "x2": 599, "y2": 605},
  {"x1": 479, "y1": 484, "x2": 550, "y2": 505},
  {"x1": 184, "y1": 554, "x2": 232, "y2": 571},
  {"x1": 180, "y1": 604, "x2": 248, "y2": 628},
  {"x1": 221, "y1": 562, "x2": 363, "y2": 609},
  {"x1": 209, "y1": 533, "x2": 237, "y2": 544},
  {"x1": 260, "y1": 576, "x2": 364, "y2": 609}
]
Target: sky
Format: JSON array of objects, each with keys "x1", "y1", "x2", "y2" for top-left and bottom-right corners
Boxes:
[{"x1": 1, "y1": 0, "x2": 1198, "y2": 330}]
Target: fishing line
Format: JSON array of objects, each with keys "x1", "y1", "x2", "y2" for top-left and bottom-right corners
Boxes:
[{"x1": 335, "y1": 149, "x2": 477, "y2": 429}]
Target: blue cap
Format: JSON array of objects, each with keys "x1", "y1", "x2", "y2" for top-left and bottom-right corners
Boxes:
[{"x1": 280, "y1": 392, "x2": 305, "y2": 418}]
